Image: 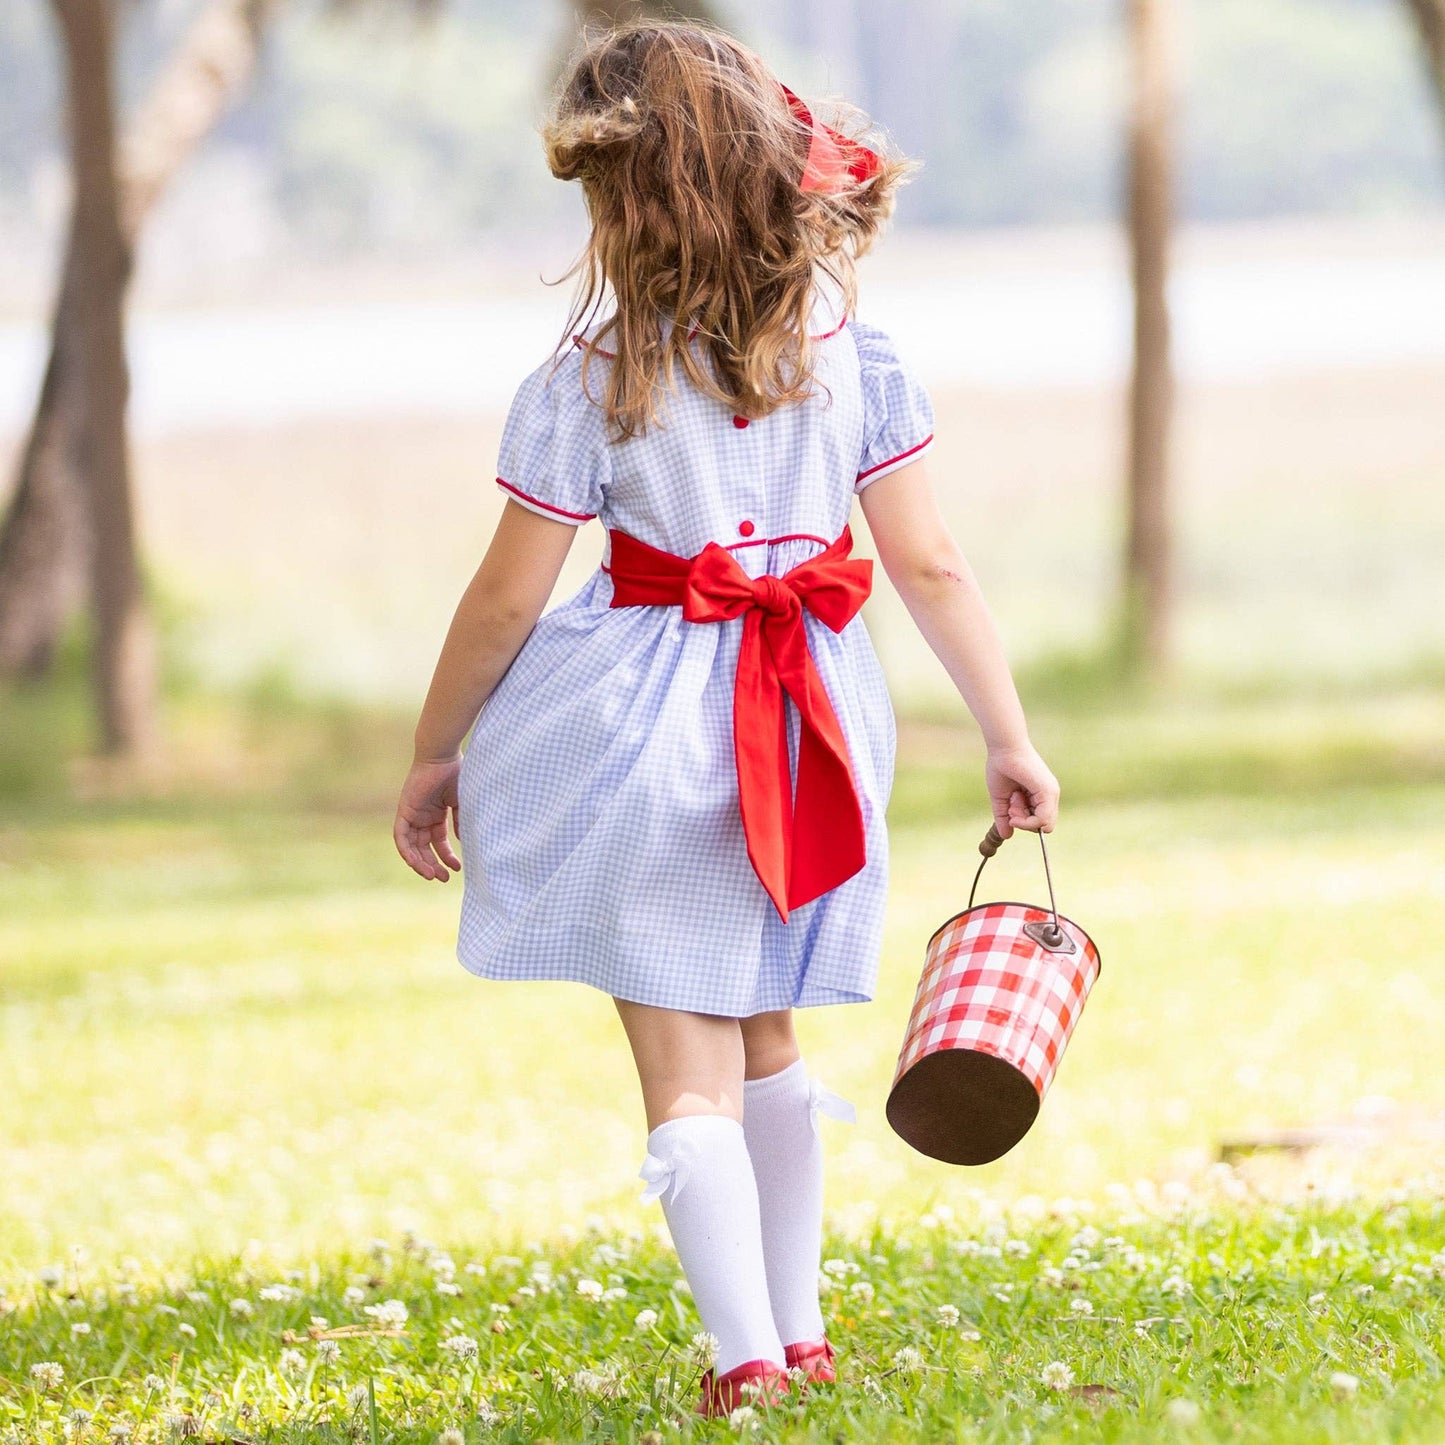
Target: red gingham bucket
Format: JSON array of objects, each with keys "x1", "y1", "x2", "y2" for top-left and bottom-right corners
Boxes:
[{"x1": 886, "y1": 825, "x2": 1102, "y2": 1166}]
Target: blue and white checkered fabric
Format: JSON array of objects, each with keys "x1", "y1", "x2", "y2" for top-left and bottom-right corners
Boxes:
[{"x1": 456, "y1": 298, "x2": 934, "y2": 1017}]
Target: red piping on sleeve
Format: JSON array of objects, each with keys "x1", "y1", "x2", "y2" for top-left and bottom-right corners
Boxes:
[
  {"x1": 856, "y1": 434, "x2": 934, "y2": 483},
  {"x1": 496, "y1": 477, "x2": 596, "y2": 522}
]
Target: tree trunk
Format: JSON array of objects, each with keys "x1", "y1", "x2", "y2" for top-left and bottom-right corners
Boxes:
[
  {"x1": 1403, "y1": 0, "x2": 1445, "y2": 132},
  {"x1": 49, "y1": 0, "x2": 156, "y2": 754},
  {"x1": 0, "y1": 0, "x2": 274, "y2": 684},
  {"x1": 1120, "y1": 0, "x2": 1176, "y2": 679}
]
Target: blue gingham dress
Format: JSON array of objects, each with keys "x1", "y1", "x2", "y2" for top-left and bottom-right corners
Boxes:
[{"x1": 455, "y1": 303, "x2": 934, "y2": 1016}]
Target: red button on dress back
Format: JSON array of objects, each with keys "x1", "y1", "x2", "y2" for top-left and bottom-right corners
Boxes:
[
  {"x1": 732, "y1": 415, "x2": 750, "y2": 428},
  {"x1": 738, "y1": 520, "x2": 756, "y2": 537}
]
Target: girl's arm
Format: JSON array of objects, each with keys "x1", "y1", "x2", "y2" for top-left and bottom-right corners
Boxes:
[
  {"x1": 394, "y1": 500, "x2": 579, "y2": 881},
  {"x1": 857, "y1": 456, "x2": 1060, "y2": 837}
]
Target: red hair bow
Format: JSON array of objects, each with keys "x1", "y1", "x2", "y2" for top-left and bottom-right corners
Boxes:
[{"x1": 780, "y1": 84, "x2": 882, "y2": 194}]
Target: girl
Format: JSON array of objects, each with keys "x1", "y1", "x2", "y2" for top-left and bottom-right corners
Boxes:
[{"x1": 394, "y1": 21, "x2": 1059, "y2": 1418}]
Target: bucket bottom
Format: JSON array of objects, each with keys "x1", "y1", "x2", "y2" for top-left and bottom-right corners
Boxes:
[{"x1": 886, "y1": 1049, "x2": 1041, "y2": 1166}]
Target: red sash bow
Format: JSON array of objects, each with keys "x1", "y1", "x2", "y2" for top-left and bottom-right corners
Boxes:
[{"x1": 607, "y1": 527, "x2": 874, "y2": 922}]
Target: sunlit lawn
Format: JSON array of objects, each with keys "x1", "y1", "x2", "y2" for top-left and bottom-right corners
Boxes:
[{"x1": 3, "y1": 674, "x2": 1445, "y2": 1438}]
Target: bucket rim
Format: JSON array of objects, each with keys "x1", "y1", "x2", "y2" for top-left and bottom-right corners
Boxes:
[{"x1": 925, "y1": 900, "x2": 1103, "y2": 975}]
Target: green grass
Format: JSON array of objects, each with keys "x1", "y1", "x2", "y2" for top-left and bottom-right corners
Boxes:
[
  {"x1": 3, "y1": 1194, "x2": 1444, "y2": 1442},
  {"x1": 4, "y1": 679, "x2": 1445, "y2": 1439}
]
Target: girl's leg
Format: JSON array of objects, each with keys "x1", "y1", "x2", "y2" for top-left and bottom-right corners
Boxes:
[
  {"x1": 738, "y1": 1008, "x2": 836, "y2": 1347},
  {"x1": 613, "y1": 998, "x2": 785, "y2": 1376}
]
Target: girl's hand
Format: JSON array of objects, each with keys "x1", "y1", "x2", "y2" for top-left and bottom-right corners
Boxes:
[
  {"x1": 985, "y1": 743, "x2": 1060, "y2": 838},
  {"x1": 394, "y1": 756, "x2": 463, "y2": 882}
]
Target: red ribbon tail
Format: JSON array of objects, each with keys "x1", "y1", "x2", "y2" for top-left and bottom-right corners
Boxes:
[
  {"x1": 733, "y1": 611, "x2": 793, "y2": 922},
  {"x1": 785, "y1": 664, "x2": 867, "y2": 910}
]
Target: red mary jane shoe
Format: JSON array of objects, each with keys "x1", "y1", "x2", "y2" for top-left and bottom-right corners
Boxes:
[
  {"x1": 783, "y1": 1334, "x2": 836, "y2": 1383},
  {"x1": 695, "y1": 1358, "x2": 792, "y2": 1418}
]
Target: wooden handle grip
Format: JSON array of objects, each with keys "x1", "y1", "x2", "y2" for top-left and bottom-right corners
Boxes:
[{"x1": 978, "y1": 824, "x2": 1004, "y2": 859}]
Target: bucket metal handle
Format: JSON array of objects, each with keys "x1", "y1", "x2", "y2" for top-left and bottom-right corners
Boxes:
[{"x1": 967, "y1": 824, "x2": 1077, "y2": 954}]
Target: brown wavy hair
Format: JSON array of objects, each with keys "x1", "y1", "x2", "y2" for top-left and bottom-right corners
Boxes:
[{"x1": 543, "y1": 21, "x2": 915, "y2": 440}]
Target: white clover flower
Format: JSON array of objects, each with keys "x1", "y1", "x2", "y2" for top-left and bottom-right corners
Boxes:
[
  {"x1": 475, "y1": 1400, "x2": 501, "y2": 1426},
  {"x1": 849, "y1": 1280, "x2": 875, "y2": 1303},
  {"x1": 107, "y1": 1424, "x2": 133, "y2": 1442},
  {"x1": 440, "y1": 1430, "x2": 465, "y2": 1445},
  {"x1": 821, "y1": 1258, "x2": 851, "y2": 1278},
  {"x1": 490, "y1": 1302, "x2": 511, "y2": 1314},
  {"x1": 575, "y1": 1277, "x2": 604, "y2": 1301},
  {"x1": 689, "y1": 1331, "x2": 719, "y2": 1365},
  {"x1": 66, "y1": 1408, "x2": 91, "y2": 1436},
  {"x1": 891, "y1": 1346, "x2": 924, "y2": 1372},
  {"x1": 513, "y1": 1285, "x2": 536, "y2": 1299},
  {"x1": 1004, "y1": 1239, "x2": 1031, "y2": 1257},
  {"x1": 31, "y1": 1361, "x2": 65, "y2": 1390},
  {"x1": 142, "y1": 1374, "x2": 166, "y2": 1393},
  {"x1": 278, "y1": 1348, "x2": 306, "y2": 1379},
  {"x1": 38, "y1": 1265, "x2": 64, "y2": 1288},
  {"x1": 991, "y1": 1286, "x2": 1012, "y2": 1303},
  {"x1": 228, "y1": 1298, "x2": 253, "y2": 1318},
  {"x1": 1039, "y1": 1265, "x2": 1065, "y2": 1287},
  {"x1": 1069, "y1": 1298, "x2": 1094, "y2": 1316},
  {"x1": 634, "y1": 1308, "x2": 658, "y2": 1331},
  {"x1": 1161, "y1": 1274, "x2": 1190, "y2": 1297},
  {"x1": 953, "y1": 1239, "x2": 982, "y2": 1257},
  {"x1": 980, "y1": 1244, "x2": 1003, "y2": 1260},
  {"x1": 346, "y1": 1384, "x2": 370, "y2": 1412},
  {"x1": 861, "y1": 1373, "x2": 885, "y2": 1400},
  {"x1": 435, "y1": 1281, "x2": 462, "y2": 1297},
  {"x1": 1061, "y1": 1254, "x2": 1083, "y2": 1271},
  {"x1": 936, "y1": 1304, "x2": 961, "y2": 1328},
  {"x1": 464, "y1": 1261, "x2": 488, "y2": 1277},
  {"x1": 572, "y1": 1365, "x2": 623, "y2": 1398},
  {"x1": 260, "y1": 1284, "x2": 301, "y2": 1303},
  {"x1": 1041, "y1": 1360, "x2": 1075, "y2": 1390},
  {"x1": 1391, "y1": 1274, "x2": 1416, "y2": 1291},
  {"x1": 728, "y1": 1404, "x2": 759, "y2": 1430},
  {"x1": 961, "y1": 1329, "x2": 982, "y2": 1341},
  {"x1": 316, "y1": 1339, "x2": 341, "y2": 1364},
  {"x1": 369, "y1": 1238, "x2": 391, "y2": 1259},
  {"x1": 1353, "y1": 1284, "x2": 1374, "y2": 1299},
  {"x1": 71, "y1": 1321, "x2": 91, "y2": 1336},
  {"x1": 601, "y1": 1286, "x2": 628, "y2": 1302},
  {"x1": 428, "y1": 1253, "x2": 456, "y2": 1281},
  {"x1": 178, "y1": 1323, "x2": 197, "y2": 1339},
  {"x1": 1329, "y1": 1371, "x2": 1359, "y2": 1398},
  {"x1": 1071, "y1": 1225, "x2": 1102, "y2": 1251},
  {"x1": 442, "y1": 1335, "x2": 479, "y2": 1361},
  {"x1": 183, "y1": 1290, "x2": 210, "y2": 1305},
  {"x1": 343, "y1": 1285, "x2": 366, "y2": 1308},
  {"x1": 364, "y1": 1299, "x2": 409, "y2": 1329},
  {"x1": 1165, "y1": 1398, "x2": 1201, "y2": 1425},
  {"x1": 1307, "y1": 1291, "x2": 1327, "y2": 1307}
]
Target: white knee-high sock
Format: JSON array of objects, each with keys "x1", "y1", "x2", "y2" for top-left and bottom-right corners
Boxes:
[
  {"x1": 741, "y1": 1057, "x2": 855, "y2": 1346},
  {"x1": 639, "y1": 1113, "x2": 785, "y2": 1377}
]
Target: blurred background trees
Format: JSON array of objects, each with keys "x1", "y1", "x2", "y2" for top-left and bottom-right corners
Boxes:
[{"x1": 0, "y1": 0, "x2": 1441, "y2": 754}]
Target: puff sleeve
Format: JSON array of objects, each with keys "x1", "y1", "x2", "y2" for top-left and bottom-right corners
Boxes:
[
  {"x1": 494, "y1": 353, "x2": 610, "y2": 524},
  {"x1": 851, "y1": 320, "x2": 935, "y2": 492}
]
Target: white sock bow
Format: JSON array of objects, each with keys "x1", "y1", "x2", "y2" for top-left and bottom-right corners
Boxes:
[
  {"x1": 638, "y1": 1130, "x2": 702, "y2": 1204},
  {"x1": 806, "y1": 1077, "x2": 857, "y2": 1137}
]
